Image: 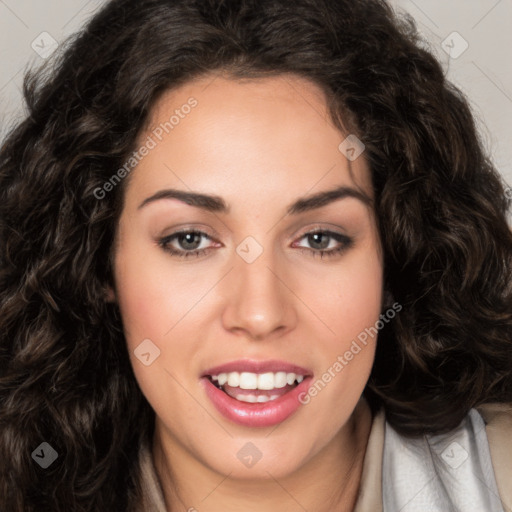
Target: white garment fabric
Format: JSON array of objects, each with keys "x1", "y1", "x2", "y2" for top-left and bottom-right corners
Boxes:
[{"x1": 382, "y1": 408, "x2": 505, "y2": 512}]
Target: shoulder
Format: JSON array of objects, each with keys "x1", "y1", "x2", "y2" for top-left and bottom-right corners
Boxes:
[
  {"x1": 475, "y1": 402, "x2": 512, "y2": 512},
  {"x1": 381, "y1": 403, "x2": 512, "y2": 512}
]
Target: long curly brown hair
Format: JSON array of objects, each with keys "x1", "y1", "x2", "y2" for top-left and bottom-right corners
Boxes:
[{"x1": 1, "y1": 0, "x2": 511, "y2": 510}]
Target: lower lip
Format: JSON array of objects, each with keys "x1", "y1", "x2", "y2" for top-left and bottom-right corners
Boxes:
[{"x1": 201, "y1": 376, "x2": 313, "y2": 428}]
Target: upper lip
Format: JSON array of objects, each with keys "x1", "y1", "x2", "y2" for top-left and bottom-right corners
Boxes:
[{"x1": 202, "y1": 359, "x2": 313, "y2": 377}]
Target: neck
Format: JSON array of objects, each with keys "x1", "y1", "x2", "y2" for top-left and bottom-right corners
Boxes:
[{"x1": 153, "y1": 397, "x2": 373, "y2": 512}]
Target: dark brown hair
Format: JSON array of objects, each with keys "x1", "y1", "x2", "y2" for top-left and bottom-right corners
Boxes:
[{"x1": 1, "y1": 0, "x2": 511, "y2": 510}]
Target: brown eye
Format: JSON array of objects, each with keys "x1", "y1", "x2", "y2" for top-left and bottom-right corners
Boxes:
[{"x1": 158, "y1": 230, "x2": 215, "y2": 259}]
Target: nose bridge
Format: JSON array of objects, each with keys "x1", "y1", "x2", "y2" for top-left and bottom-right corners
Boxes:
[{"x1": 221, "y1": 235, "x2": 294, "y2": 338}]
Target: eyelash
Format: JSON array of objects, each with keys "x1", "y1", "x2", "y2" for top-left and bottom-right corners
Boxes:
[{"x1": 157, "y1": 228, "x2": 354, "y2": 260}]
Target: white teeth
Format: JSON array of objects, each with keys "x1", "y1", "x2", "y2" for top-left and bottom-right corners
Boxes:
[
  {"x1": 211, "y1": 371, "x2": 305, "y2": 390},
  {"x1": 234, "y1": 393, "x2": 282, "y2": 403},
  {"x1": 227, "y1": 372, "x2": 239, "y2": 387},
  {"x1": 239, "y1": 372, "x2": 258, "y2": 389},
  {"x1": 257, "y1": 372, "x2": 274, "y2": 390},
  {"x1": 286, "y1": 373, "x2": 296, "y2": 386},
  {"x1": 238, "y1": 394, "x2": 257, "y2": 403},
  {"x1": 274, "y1": 372, "x2": 288, "y2": 388}
]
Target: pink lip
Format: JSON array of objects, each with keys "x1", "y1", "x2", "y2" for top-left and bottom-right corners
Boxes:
[
  {"x1": 200, "y1": 359, "x2": 314, "y2": 428},
  {"x1": 201, "y1": 375, "x2": 313, "y2": 428},
  {"x1": 201, "y1": 359, "x2": 312, "y2": 377}
]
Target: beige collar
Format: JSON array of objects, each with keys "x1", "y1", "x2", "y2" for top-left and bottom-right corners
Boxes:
[
  {"x1": 136, "y1": 435, "x2": 168, "y2": 512},
  {"x1": 475, "y1": 402, "x2": 512, "y2": 511},
  {"x1": 353, "y1": 403, "x2": 385, "y2": 512}
]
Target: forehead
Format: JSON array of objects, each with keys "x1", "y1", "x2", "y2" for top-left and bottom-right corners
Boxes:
[{"x1": 126, "y1": 73, "x2": 372, "y2": 208}]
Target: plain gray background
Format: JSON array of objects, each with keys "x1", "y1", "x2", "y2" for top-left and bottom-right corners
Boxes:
[{"x1": 0, "y1": 0, "x2": 511, "y2": 187}]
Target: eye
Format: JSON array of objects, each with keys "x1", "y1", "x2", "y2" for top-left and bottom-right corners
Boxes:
[
  {"x1": 293, "y1": 229, "x2": 354, "y2": 259},
  {"x1": 158, "y1": 230, "x2": 216, "y2": 259}
]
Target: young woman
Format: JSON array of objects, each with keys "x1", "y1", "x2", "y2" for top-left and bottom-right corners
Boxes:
[{"x1": 1, "y1": 0, "x2": 511, "y2": 511}]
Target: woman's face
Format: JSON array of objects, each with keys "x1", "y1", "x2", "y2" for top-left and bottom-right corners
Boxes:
[{"x1": 112, "y1": 73, "x2": 383, "y2": 479}]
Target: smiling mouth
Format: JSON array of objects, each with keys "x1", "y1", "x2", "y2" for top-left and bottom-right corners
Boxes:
[{"x1": 206, "y1": 371, "x2": 305, "y2": 403}]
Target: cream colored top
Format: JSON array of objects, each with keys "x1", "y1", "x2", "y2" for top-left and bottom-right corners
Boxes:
[{"x1": 134, "y1": 400, "x2": 512, "y2": 511}]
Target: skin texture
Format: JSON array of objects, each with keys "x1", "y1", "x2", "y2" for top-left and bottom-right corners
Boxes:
[{"x1": 111, "y1": 73, "x2": 384, "y2": 512}]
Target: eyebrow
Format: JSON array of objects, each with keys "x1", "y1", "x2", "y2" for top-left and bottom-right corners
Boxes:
[{"x1": 137, "y1": 184, "x2": 372, "y2": 215}]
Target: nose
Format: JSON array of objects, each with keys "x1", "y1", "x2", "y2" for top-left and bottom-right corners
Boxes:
[{"x1": 220, "y1": 246, "x2": 297, "y2": 341}]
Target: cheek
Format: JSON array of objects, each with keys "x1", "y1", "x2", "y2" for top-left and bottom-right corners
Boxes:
[
  {"x1": 113, "y1": 241, "x2": 206, "y2": 383},
  {"x1": 113, "y1": 231, "x2": 185, "y2": 342},
  {"x1": 114, "y1": 260, "x2": 169, "y2": 347},
  {"x1": 310, "y1": 241, "x2": 383, "y2": 398},
  {"x1": 318, "y1": 246, "x2": 383, "y2": 343},
  {"x1": 113, "y1": 249, "x2": 188, "y2": 416}
]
